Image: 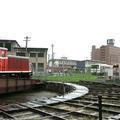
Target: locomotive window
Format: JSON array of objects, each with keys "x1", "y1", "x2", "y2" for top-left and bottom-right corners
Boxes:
[{"x1": 1, "y1": 51, "x2": 5, "y2": 57}]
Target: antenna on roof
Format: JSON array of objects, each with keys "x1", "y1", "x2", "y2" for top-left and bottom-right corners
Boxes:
[{"x1": 107, "y1": 39, "x2": 115, "y2": 46}]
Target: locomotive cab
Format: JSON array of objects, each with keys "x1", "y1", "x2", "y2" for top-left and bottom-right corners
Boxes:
[{"x1": 0, "y1": 47, "x2": 8, "y2": 71}]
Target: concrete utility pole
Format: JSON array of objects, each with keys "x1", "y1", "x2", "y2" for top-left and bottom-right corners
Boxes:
[
  {"x1": 51, "y1": 44, "x2": 54, "y2": 72},
  {"x1": 24, "y1": 36, "x2": 31, "y2": 56}
]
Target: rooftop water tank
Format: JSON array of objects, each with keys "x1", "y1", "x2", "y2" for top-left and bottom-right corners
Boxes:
[{"x1": 107, "y1": 39, "x2": 115, "y2": 46}]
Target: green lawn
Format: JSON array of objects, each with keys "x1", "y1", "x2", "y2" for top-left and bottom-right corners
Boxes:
[{"x1": 33, "y1": 73, "x2": 97, "y2": 83}]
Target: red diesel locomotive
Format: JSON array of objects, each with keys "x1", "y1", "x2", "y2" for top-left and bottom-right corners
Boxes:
[{"x1": 0, "y1": 47, "x2": 32, "y2": 78}]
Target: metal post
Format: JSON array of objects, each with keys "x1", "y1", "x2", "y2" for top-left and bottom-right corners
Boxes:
[
  {"x1": 15, "y1": 77, "x2": 18, "y2": 91},
  {"x1": 63, "y1": 82, "x2": 65, "y2": 97},
  {"x1": 6, "y1": 74, "x2": 9, "y2": 93},
  {"x1": 24, "y1": 78, "x2": 26, "y2": 90},
  {"x1": 98, "y1": 95, "x2": 102, "y2": 120}
]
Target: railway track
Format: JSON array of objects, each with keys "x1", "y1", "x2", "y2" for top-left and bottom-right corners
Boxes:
[{"x1": 0, "y1": 81, "x2": 119, "y2": 120}]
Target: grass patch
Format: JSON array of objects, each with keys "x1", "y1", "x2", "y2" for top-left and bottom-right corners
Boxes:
[{"x1": 33, "y1": 73, "x2": 97, "y2": 83}]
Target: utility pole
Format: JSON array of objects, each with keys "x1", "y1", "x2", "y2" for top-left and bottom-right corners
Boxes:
[
  {"x1": 51, "y1": 44, "x2": 54, "y2": 73},
  {"x1": 24, "y1": 36, "x2": 31, "y2": 56}
]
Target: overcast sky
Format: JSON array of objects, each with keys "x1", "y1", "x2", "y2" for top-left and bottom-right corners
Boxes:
[{"x1": 0, "y1": 0, "x2": 120, "y2": 60}]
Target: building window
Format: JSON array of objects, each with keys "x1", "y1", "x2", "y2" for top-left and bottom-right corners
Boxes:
[
  {"x1": 38, "y1": 53, "x2": 44, "y2": 57},
  {"x1": 38, "y1": 63, "x2": 44, "y2": 72},
  {"x1": 38, "y1": 63, "x2": 44, "y2": 67},
  {"x1": 32, "y1": 63, "x2": 36, "y2": 73},
  {"x1": 30, "y1": 53, "x2": 36, "y2": 57},
  {"x1": 16, "y1": 52, "x2": 26, "y2": 56}
]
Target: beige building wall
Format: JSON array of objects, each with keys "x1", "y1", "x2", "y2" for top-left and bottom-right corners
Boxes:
[{"x1": 29, "y1": 52, "x2": 47, "y2": 74}]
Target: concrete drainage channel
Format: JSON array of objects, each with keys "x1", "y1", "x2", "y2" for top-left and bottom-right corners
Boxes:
[
  {"x1": 0, "y1": 82, "x2": 89, "y2": 120},
  {"x1": 21, "y1": 82, "x2": 89, "y2": 107}
]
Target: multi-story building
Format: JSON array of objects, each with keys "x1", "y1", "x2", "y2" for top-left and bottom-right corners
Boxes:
[
  {"x1": 48, "y1": 57, "x2": 77, "y2": 73},
  {"x1": 48, "y1": 57, "x2": 103, "y2": 73},
  {"x1": 91, "y1": 39, "x2": 120, "y2": 65},
  {"x1": 77, "y1": 60, "x2": 104, "y2": 73},
  {"x1": 14, "y1": 47, "x2": 48, "y2": 74}
]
